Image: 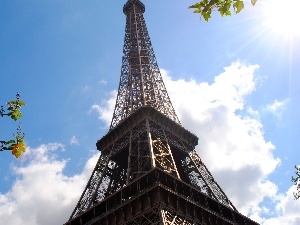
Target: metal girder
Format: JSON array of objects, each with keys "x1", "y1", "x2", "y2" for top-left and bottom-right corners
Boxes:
[
  {"x1": 69, "y1": 153, "x2": 110, "y2": 218},
  {"x1": 188, "y1": 150, "x2": 236, "y2": 210},
  {"x1": 124, "y1": 206, "x2": 202, "y2": 225},
  {"x1": 161, "y1": 208, "x2": 202, "y2": 225}
]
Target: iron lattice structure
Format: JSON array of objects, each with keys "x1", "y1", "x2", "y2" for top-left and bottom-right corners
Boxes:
[
  {"x1": 110, "y1": 0, "x2": 180, "y2": 129},
  {"x1": 65, "y1": 1, "x2": 259, "y2": 225}
]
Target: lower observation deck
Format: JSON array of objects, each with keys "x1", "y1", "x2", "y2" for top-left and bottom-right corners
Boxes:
[{"x1": 65, "y1": 168, "x2": 259, "y2": 225}]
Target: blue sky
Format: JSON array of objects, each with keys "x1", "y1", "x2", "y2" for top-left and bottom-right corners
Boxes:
[{"x1": 0, "y1": 0, "x2": 299, "y2": 224}]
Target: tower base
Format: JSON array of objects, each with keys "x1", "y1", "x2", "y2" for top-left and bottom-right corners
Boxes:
[{"x1": 65, "y1": 169, "x2": 259, "y2": 225}]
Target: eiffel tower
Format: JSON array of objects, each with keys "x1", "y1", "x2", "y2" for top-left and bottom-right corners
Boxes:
[{"x1": 65, "y1": 1, "x2": 259, "y2": 224}]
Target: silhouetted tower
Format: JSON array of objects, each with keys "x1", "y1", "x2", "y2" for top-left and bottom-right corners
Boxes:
[{"x1": 65, "y1": 1, "x2": 259, "y2": 224}]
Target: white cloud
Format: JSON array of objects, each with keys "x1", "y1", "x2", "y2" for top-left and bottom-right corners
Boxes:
[
  {"x1": 89, "y1": 90, "x2": 117, "y2": 127},
  {"x1": 265, "y1": 99, "x2": 290, "y2": 121},
  {"x1": 0, "y1": 143, "x2": 99, "y2": 225},
  {"x1": 261, "y1": 186, "x2": 300, "y2": 225},
  {"x1": 70, "y1": 136, "x2": 79, "y2": 145},
  {"x1": 99, "y1": 79, "x2": 107, "y2": 85}
]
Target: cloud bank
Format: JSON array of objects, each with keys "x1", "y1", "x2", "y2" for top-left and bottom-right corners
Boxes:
[{"x1": 0, "y1": 144, "x2": 99, "y2": 225}]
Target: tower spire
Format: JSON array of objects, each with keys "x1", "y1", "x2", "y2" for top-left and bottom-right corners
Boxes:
[{"x1": 110, "y1": 0, "x2": 180, "y2": 129}]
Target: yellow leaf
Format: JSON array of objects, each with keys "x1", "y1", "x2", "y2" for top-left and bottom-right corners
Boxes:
[
  {"x1": 12, "y1": 142, "x2": 26, "y2": 158},
  {"x1": 251, "y1": 0, "x2": 257, "y2": 6}
]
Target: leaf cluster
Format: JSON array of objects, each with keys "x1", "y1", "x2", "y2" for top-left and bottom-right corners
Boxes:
[
  {"x1": 292, "y1": 165, "x2": 300, "y2": 199},
  {"x1": 3, "y1": 136, "x2": 26, "y2": 158},
  {"x1": 189, "y1": 0, "x2": 257, "y2": 21},
  {"x1": 1, "y1": 93, "x2": 26, "y2": 158},
  {"x1": 6, "y1": 99, "x2": 25, "y2": 121}
]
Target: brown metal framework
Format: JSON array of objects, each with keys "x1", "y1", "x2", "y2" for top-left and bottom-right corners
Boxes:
[
  {"x1": 110, "y1": 0, "x2": 180, "y2": 129},
  {"x1": 66, "y1": 169, "x2": 258, "y2": 225},
  {"x1": 66, "y1": 1, "x2": 259, "y2": 224}
]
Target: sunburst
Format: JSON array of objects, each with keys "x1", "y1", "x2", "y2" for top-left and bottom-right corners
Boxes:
[{"x1": 262, "y1": 0, "x2": 300, "y2": 37}]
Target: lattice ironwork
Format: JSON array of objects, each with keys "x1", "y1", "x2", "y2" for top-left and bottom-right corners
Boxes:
[
  {"x1": 110, "y1": 0, "x2": 180, "y2": 129},
  {"x1": 124, "y1": 206, "x2": 202, "y2": 225},
  {"x1": 67, "y1": 1, "x2": 259, "y2": 225},
  {"x1": 69, "y1": 109, "x2": 236, "y2": 220},
  {"x1": 187, "y1": 150, "x2": 236, "y2": 209},
  {"x1": 66, "y1": 169, "x2": 258, "y2": 225},
  {"x1": 161, "y1": 208, "x2": 202, "y2": 225},
  {"x1": 70, "y1": 153, "x2": 110, "y2": 217}
]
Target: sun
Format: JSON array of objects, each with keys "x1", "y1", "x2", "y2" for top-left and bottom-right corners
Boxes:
[{"x1": 262, "y1": 0, "x2": 300, "y2": 37}]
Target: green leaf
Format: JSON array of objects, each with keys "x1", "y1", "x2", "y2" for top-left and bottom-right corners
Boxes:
[
  {"x1": 202, "y1": 11, "x2": 211, "y2": 21},
  {"x1": 189, "y1": 3, "x2": 201, "y2": 9},
  {"x1": 219, "y1": 3, "x2": 231, "y2": 17},
  {"x1": 11, "y1": 110, "x2": 22, "y2": 121},
  {"x1": 189, "y1": 0, "x2": 251, "y2": 21},
  {"x1": 17, "y1": 100, "x2": 25, "y2": 106},
  {"x1": 233, "y1": 0, "x2": 244, "y2": 14},
  {"x1": 219, "y1": 7, "x2": 225, "y2": 16},
  {"x1": 6, "y1": 140, "x2": 16, "y2": 145},
  {"x1": 225, "y1": 10, "x2": 231, "y2": 16}
]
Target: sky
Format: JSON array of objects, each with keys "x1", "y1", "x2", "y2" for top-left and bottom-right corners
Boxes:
[{"x1": 0, "y1": 0, "x2": 299, "y2": 224}]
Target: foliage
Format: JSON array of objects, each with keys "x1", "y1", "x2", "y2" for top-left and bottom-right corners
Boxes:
[
  {"x1": 3, "y1": 125, "x2": 26, "y2": 158},
  {"x1": 189, "y1": 0, "x2": 257, "y2": 21},
  {"x1": 7, "y1": 99, "x2": 25, "y2": 120},
  {"x1": 292, "y1": 165, "x2": 300, "y2": 199},
  {"x1": 0, "y1": 93, "x2": 26, "y2": 158},
  {"x1": 1, "y1": 97, "x2": 25, "y2": 121}
]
